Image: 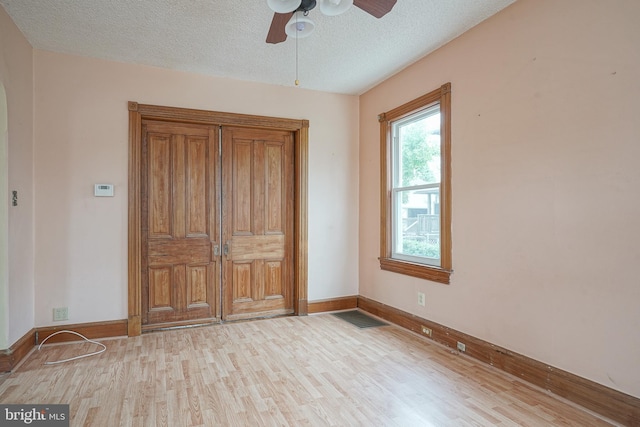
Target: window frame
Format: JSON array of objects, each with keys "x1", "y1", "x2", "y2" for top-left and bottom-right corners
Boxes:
[{"x1": 379, "y1": 83, "x2": 452, "y2": 284}]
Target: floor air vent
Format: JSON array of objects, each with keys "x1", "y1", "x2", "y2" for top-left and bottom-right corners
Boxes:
[{"x1": 332, "y1": 310, "x2": 388, "y2": 329}]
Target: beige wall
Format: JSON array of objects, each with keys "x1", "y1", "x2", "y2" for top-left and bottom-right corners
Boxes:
[
  {"x1": 0, "y1": 6, "x2": 35, "y2": 348},
  {"x1": 32, "y1": 50, "x2": 359, "y2": 327},
  {"x1": 359, "y1": 0, "x2": 640, "y2": 398}
]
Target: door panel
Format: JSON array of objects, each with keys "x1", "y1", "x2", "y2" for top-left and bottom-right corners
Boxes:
[
  {"x1": 222, "y1": 127, "x2": 294, "y2": 320},
  {"x1": 142, "y1": 121, "x2": 220, "y2": 327},
  {"x1": 265, "y1": 143, "x2": 285, "y2": 232},
  {"x1": 186, "y1": 138, "x2": 208, "y2": 236},
  {"x1": 148, "y1": 134, "x2": 172, "y2": 237},
  {"x1": 232, "y1": 141, "x2": 253, "y2": 234},
  {"x1": 148, "y1": 267, "x2": 172, "y2": 310},
  {"x1": 187, "y1": 265, "x2": 210, "y2": 307}
]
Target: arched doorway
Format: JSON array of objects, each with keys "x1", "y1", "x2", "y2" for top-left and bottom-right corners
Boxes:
[{"x1": 0, "y1": 83, "x2": 9, "y2": 349}]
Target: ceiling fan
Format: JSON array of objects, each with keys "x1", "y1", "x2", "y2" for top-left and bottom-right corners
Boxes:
[{"x1": 266, "y1": 0, "x2": 398, "y2": 44}]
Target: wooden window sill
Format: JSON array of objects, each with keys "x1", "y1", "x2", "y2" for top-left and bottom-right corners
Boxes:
[{"x1": 379, "y1": 257, "x2": 451, "y2": 284}]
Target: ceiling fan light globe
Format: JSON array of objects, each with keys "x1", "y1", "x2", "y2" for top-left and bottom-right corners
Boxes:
[
  {"x1": 267, "y1": 0, "x2": 302, "y2": 13},
  {"x1": 285, "y1": 12, "x2": 315, "y2": 38},
  {"x1": 319, "y1": 0, "x2": 353, "y2": 16}
]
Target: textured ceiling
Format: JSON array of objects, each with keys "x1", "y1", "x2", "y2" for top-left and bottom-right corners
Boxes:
[{"x1": 0, "y1": 0, "x2": 516, "y2": 95}]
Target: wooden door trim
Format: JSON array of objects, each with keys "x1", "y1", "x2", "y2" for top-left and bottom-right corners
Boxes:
[{"x1": 128, "y1": 101, "x2": 309, "y2": 336}]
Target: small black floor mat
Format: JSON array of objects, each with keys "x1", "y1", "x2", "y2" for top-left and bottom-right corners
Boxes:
[{"x1": 332, "y1": 310, "x2": 388, "y2": 329}]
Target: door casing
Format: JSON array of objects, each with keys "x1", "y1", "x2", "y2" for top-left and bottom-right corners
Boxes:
[{"x1": 127, "y1": 102, "x2": 309, "y2": 336}]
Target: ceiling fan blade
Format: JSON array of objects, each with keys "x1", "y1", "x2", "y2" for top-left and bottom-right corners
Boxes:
[
  {"x1": 354, "y1": 0, "x2": 397, "y2": 18},
  {"x1": 266, "y1": 12, "x2": 294, "y2": 44}
]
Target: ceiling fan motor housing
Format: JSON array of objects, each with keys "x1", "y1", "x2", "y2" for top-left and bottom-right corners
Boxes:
[{"x1": 298, "y1": 0, "x2": 317, "y2": 13}]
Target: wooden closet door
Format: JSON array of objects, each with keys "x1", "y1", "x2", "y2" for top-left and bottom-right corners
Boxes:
[
  {"x1": 141, "y1": 120, "x2": 220, "y2": 327},
  {"x1": 221, "y1": 127, "x2": 294, "y2": 320}
]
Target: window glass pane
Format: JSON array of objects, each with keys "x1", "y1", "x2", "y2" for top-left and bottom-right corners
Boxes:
[
  {"x1": 392, "y1": 187, "x2": 441, "y2": 266},
  {"x1": 394, "y1": 106, "x2": 441, "y2": 188}
]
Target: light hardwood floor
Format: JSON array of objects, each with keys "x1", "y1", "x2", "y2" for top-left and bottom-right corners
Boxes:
[{"x1": 0, "y1": 313, "x2": 617, "y2": 426}]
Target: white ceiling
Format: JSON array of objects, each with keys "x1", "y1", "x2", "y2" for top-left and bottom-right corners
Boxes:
[{"x1": 0, "y1": 0, "x2": 516, "y2": 95}]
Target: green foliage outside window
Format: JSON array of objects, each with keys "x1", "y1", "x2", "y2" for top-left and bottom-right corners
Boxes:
[
  {"x1": 400, "y1": 118, "x2": 440, "y2": 187},
  {"x1": 402, "y1": 239, "x2": 440, "y2": 258}
]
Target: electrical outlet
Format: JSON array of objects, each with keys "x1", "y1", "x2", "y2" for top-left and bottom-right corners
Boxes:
[
  {"x1": 421, "y1": 326, "x2": 432, "y2": 337},
  {"x1": 53, "y1": 307, "x2": 68, "y2": 321},
  {"x1": 417, "y1": 292, "x2": 425, "y2": 307},
  {"x1": 457, "y1": 341, "x2": 466, "y2": 352}
]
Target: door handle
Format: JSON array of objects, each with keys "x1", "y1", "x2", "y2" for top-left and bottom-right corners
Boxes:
[
  {"x1": 212, "y1": 243, "x2": 220, "y2": 258},
  {"x1": 223, "y1": 241, "x2": 230, "y2": 259}
]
